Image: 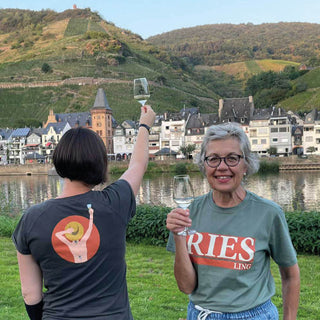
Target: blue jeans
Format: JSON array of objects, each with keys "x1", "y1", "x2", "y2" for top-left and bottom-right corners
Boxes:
[{"x1": 187, "y1": 300, "x2": 279, "y2": 320}]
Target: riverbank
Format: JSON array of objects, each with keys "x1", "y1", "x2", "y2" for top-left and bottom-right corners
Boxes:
[
  {"x1": 0, "y1": 163, "x2": 51, "y2": 176},
  {"x1": 1, "y1": 155, "x2": 320, "y2": 176},
  {"x1": 0, "y1": 160, "x2": 199, "y2": 176}
]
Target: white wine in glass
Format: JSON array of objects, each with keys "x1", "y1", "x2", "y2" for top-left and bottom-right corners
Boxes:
[
  {"x1": 173, "y1": 175, "x2": 196, "y2": 236},
  {"x1": 133, "y1": 78, "x2": 150, "y2": 106}
]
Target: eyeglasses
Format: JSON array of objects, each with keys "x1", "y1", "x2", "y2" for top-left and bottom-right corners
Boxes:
[{"x1": 204, "y1": 154, "x2": 244, "y2": 168}]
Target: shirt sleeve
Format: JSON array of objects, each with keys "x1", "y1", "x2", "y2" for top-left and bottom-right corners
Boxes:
[
  {"x1": 269, "y1": 208, "x2": 297, "y2": 267},
  {"x1": 103, "y1": 179, "x2": 136, "y2": 224},
  {"x1": 12, "y1": 212, "x2": 31, "y2": 254},
  {"x1": 166, "y1": 231, "x2": 176, "y2": 252}
]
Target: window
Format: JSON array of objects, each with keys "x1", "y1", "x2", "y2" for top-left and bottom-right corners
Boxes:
[
  {"x1": 306, "y1": 136, "x2": 313, "y2": 142},
  {"x1": 250, "y1": 129, "x2": 257, "y2": 137},
  {"x1": 252, "y1": 139, "x2": 258, "y2": 145},
  {"x1": 272, "y1": 138, "x2": 278, "y2": 143},
  {"x1": 261, "y1": 139, "x2": 267, "y2": 144},
  {"x1": 271, "y1": 128, "x2": 278, "y2": 133},
  {"x1": 279, "y1": 127, "x2": 287, "y2": 133}
]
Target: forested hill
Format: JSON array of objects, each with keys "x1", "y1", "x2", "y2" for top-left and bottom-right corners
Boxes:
[
  {"x1": 0, "y1": 8, "x2": 221, "y2": 127},
  {"x1": 148, "y1": 23, "x2": 320, "y2": 66}
]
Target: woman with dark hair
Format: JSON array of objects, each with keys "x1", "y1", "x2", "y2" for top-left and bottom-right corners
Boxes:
[
  {"x1": 166, "y1": 122, "x2": 300, "y2": 320},
  {"x1": 13, "y1": 105, "x2": 155, "y2": 320}
]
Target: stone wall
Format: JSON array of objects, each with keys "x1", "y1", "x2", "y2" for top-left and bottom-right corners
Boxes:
[{"x1": 0, "y1": 164, "x2": 52, "y2": 176}]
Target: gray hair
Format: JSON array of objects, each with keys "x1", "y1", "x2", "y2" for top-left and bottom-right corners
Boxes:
[{"x1": 197, "y1": 122, "x2": 259, "y2": 176}]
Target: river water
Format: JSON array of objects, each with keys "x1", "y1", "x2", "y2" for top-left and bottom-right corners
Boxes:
[{"x1": 1, "y1": 171, "x2": 320, "y2": 216}]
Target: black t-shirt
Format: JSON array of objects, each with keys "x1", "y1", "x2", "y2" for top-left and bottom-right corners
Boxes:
[{"x1": 13, "y1": 179, "x2": 135, "y2": 320}]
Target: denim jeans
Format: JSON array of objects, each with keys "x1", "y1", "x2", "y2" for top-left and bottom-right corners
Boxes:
[{"x1": 187, "y1": 299, "x2": 279, "y2": 320}]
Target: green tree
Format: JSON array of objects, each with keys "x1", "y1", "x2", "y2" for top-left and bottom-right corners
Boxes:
[
  {"x1": 41, "y1": 62, "x2": 52, "y2": 73},
  {"x1": 179, "y1": 144, "x2": 196, "y2": 159}
]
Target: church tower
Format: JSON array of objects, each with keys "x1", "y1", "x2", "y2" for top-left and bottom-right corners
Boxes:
[{"x1": 90, "y1": 88, "x2": 113, "y2": 154}]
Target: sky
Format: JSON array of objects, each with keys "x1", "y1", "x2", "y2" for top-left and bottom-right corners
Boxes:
[{"x1": 1, "y1": 0, "x2": 320, "y2": 39}]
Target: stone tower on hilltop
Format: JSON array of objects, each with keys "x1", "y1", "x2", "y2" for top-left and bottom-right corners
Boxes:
[{"x1": 90, "y1": 88, "x2": 113, "y2": 153}]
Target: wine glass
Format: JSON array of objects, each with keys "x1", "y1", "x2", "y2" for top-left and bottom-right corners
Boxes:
[
  {"x1": 173, "y1": 175, "x2": 196, "y2": 236},
  {"x1": 133, "y1": 78, "x2": 150, "y2": 106}
]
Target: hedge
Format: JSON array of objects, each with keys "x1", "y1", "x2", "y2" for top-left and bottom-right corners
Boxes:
[
  {"x1": 127, "y1": 205, "x2": 320, "y2": 255},
  {"x1": 285, "y1": 211, "x2": 320, "y2": 255},
  {"x1": 1, "y1": 205, "x2": 319, "y2": 254}
]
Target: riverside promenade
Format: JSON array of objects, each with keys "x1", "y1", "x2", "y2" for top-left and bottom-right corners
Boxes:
[{"x1": 0, "y1": 156, "x2": 320, "y2": 176}]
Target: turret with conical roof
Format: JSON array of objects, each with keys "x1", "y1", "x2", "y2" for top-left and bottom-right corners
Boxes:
[
  {"x1": 90, "y1": 88, "x2": 113, "y2": 153},
  {"x1": 92, "y1": 88, "x2": 112, "y2": 111}
]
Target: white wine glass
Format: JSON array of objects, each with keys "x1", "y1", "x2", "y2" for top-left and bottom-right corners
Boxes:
[
  {"x1": 173, "y1": 175, "x2": 196, "y2": 236},
  {"x1": 133, "y1": 77, "x2": 150, "y2": 106}
]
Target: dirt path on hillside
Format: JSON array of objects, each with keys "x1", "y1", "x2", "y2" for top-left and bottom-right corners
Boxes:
[
  {"x1": 0, "y1": 77, "x2": 130, "y2": 89},
  {"x1": 0, "y1": 77, "x2": 218, "y2": 104}
]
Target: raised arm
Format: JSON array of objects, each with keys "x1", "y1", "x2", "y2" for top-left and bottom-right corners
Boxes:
[{"x1": 120, "y1": 105, "x2": 155, "y2": 196}]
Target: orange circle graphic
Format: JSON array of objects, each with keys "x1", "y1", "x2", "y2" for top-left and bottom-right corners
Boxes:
[{"x1": 52, "y1": 215, "x2": 100, "y2": 263}]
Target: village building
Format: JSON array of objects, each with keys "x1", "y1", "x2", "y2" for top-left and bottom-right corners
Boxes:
[
  {"x1": 159, "y1": 112, "x2": 187, "y2": 156},
  {"x1": 303, "y1": 109, "x2": 320, "y2": 155},
  {"x1": 148, "y1": 117, "x2": 161, "y2": 156},
  {"x1": 0, "y1": 128, "x2": 13, "y2": 165},
  {"x1": 185, "y1": 112, "x2": 219, "y2": 157},
  {"x1": 218, "y1": 96, "x2": 254, "y2": 124},
  {"x1": 91, "y1": 88, "x2": 113, "y2": 154},
  {"x1": 44, "y1": 88, "x2": 113, "y2": 153},
  {"x1": 8, "y1": 128, "x2": 30, "y2": 164},
  {"x1": 24, "y1": 130, "x2": 44, "y2": 163},
  {"x1": 113, "y1": 120, "x2": 136, "y2": 159},
  {"x1": 249, "y1": 108, "x2": 271, "y2": 156},
  {"x1": 269, "y1": 107, "x2": 293, "y2": 156}
]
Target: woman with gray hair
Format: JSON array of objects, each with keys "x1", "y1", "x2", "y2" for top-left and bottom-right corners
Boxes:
[{"x1": 166, "y1": 122, "x2": 300, "y2": 320}]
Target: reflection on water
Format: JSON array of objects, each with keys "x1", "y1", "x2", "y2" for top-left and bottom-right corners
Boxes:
[{"x1": 1, "y1": 171, "x2": 320, "y2": 215}]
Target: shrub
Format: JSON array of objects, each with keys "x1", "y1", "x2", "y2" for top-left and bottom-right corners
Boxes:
[
  {"x1": 0, "y1": 215, "x2": 20, "y2": 237},
  {"x1": 285, "y1": 211, "x2": 320, "y2": 255},
  {"x1": 174, "y1": 162, "x2": 187, "y2": 175},
  {"x1": 258, "y1": 160, "x2": 279, "y2": 173},
  {"x1": 126, "y1": 205, "x2": 171, "y2": 246},
  {"x1": 41, "y1": 62, "x2": 52, "y2": 73}
]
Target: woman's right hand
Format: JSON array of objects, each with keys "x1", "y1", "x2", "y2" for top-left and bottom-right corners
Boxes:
[
  {"x1": 139, "y1": 105, "x2": 156, "y2": 128},
  {"x1": 166, "y1": 208, "x2": 192, "y2": 235}
]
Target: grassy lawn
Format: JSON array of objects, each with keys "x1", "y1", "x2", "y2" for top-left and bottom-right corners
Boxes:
[{"x1": 0, "y1": 237, "x2": 319, "y2": 319}]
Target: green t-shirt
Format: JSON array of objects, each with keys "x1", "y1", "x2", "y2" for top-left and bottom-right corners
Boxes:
[{"x1": 167, "y1": 190, "x2": 297, "y2": 313}]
